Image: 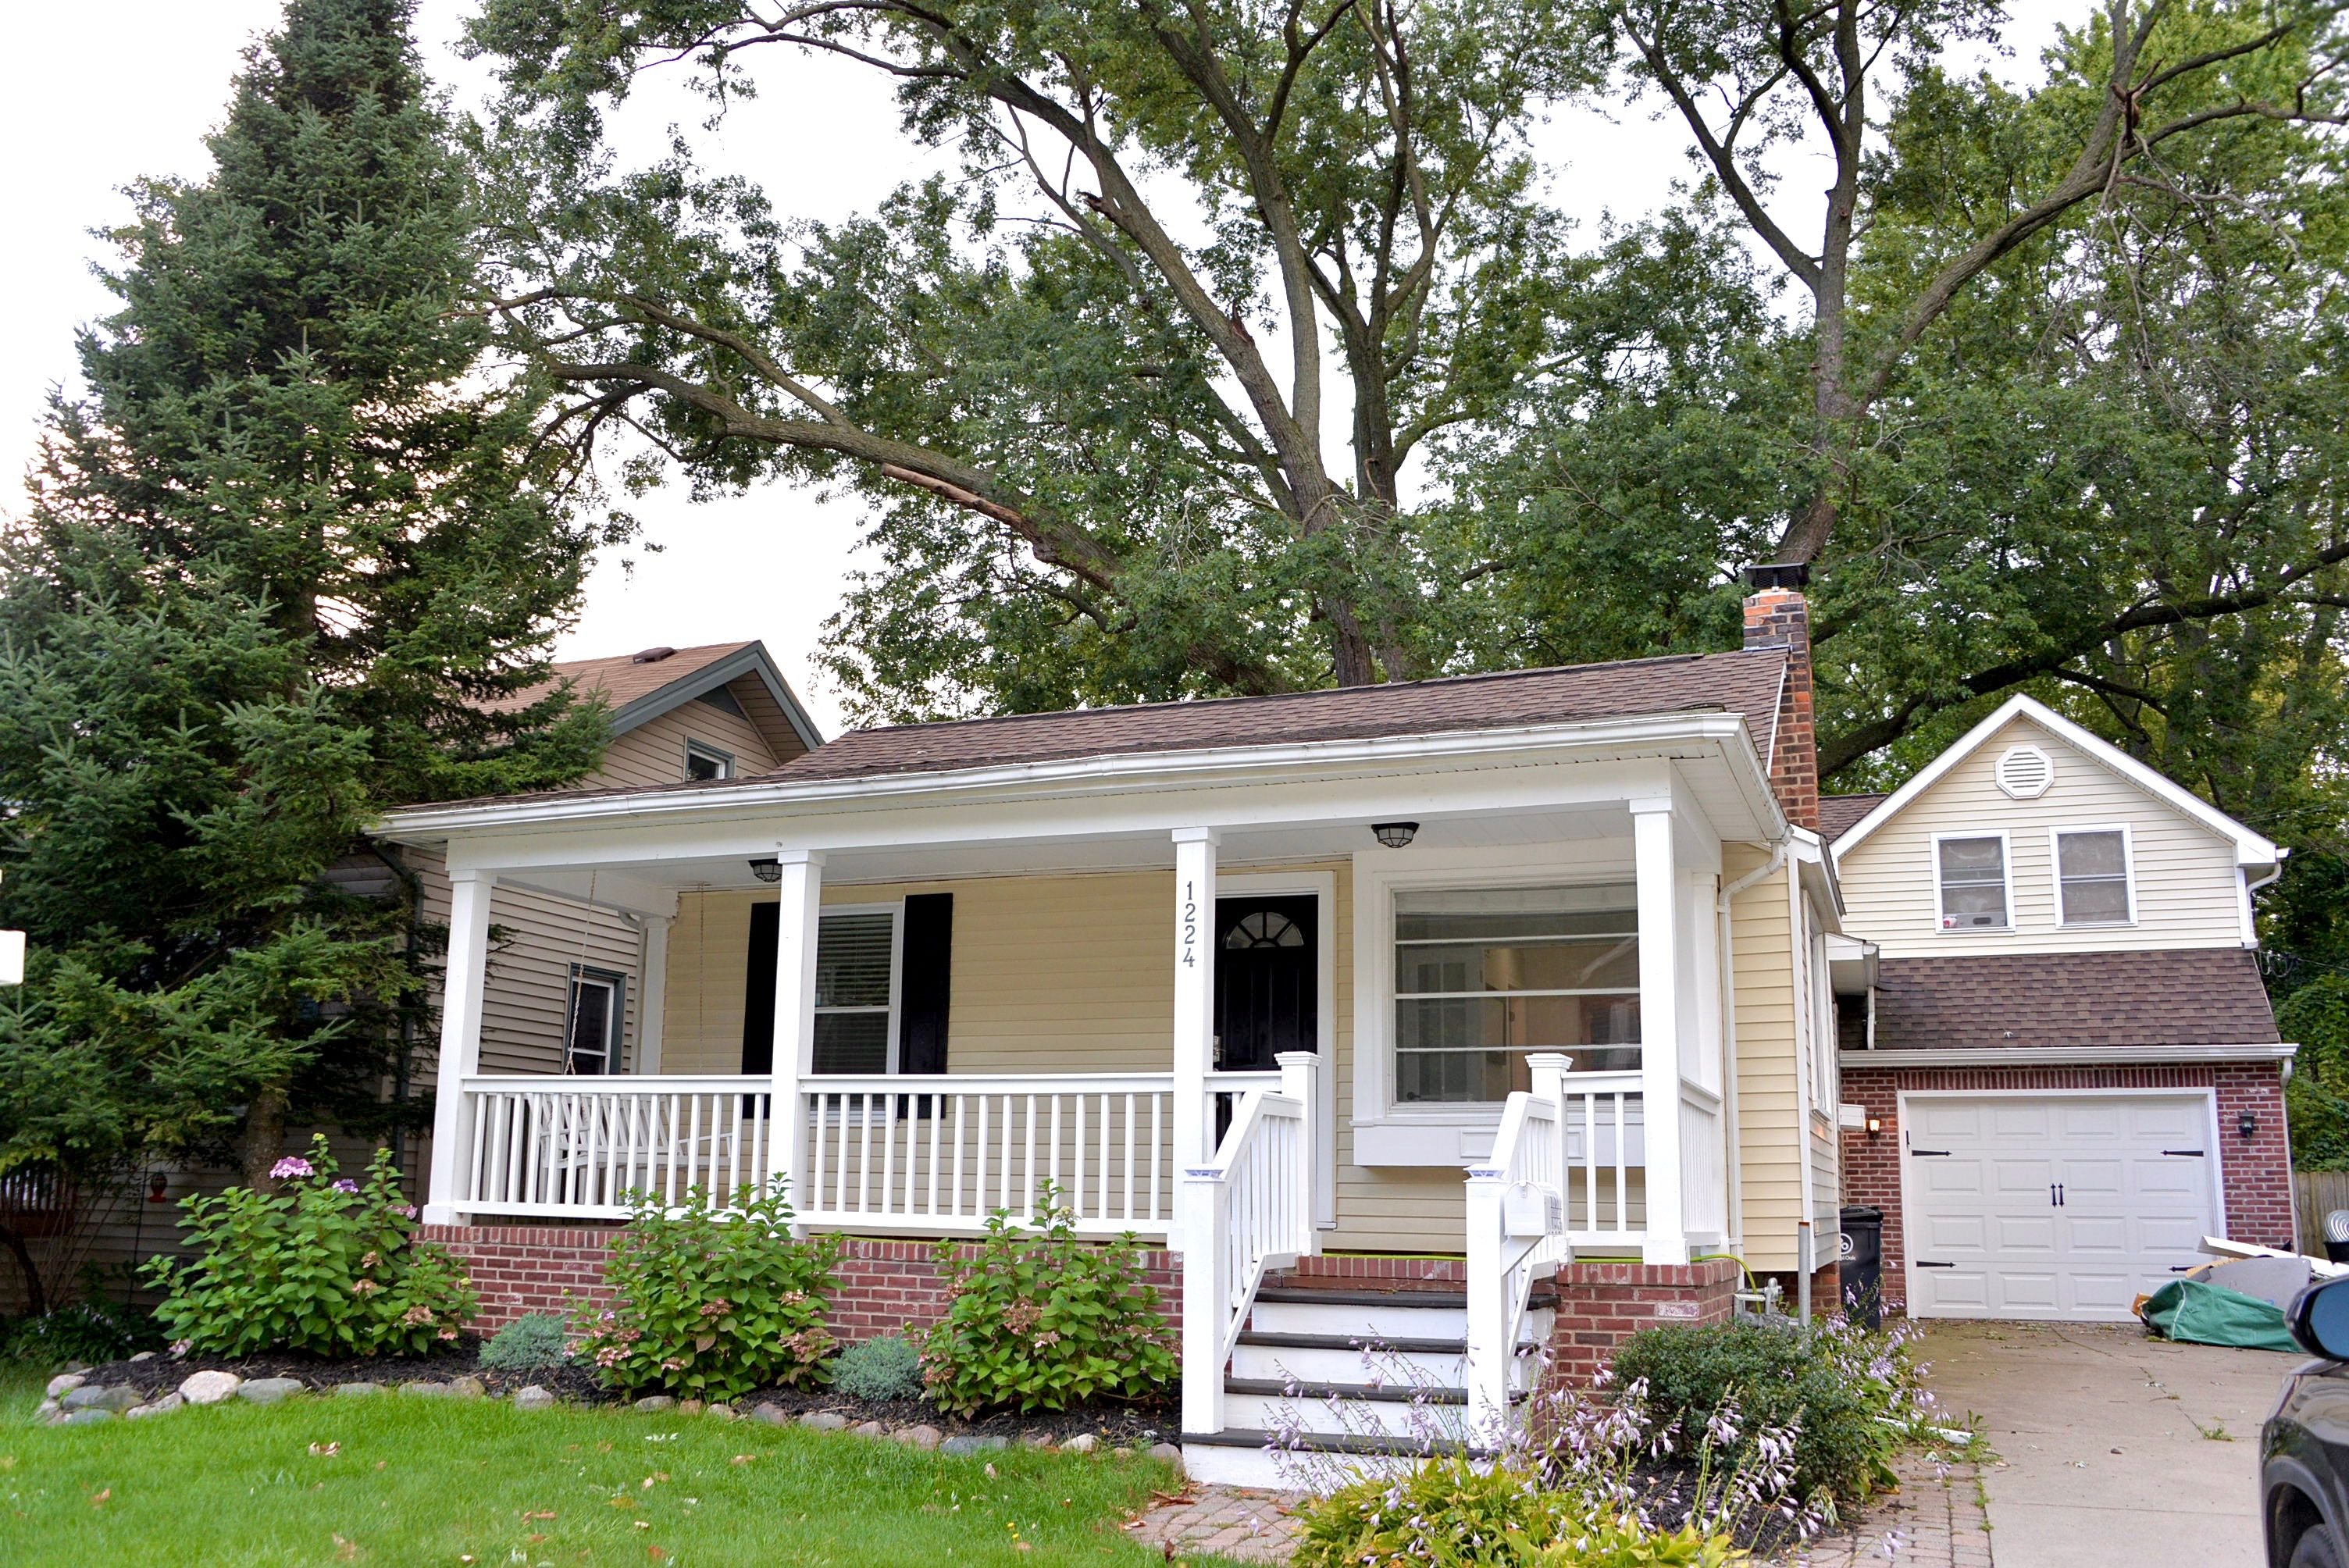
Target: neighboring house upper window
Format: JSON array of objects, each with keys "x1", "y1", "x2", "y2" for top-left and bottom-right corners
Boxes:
[
  {"x1": 564, "y1": 968, "x2": 624, "y2": 1074},
  {"x1": 1392, "y1": 884, "x2": 1639, "y2": 1103},
  {"x1": 685, "y1": 741, "x2": 734, "y2": 782},
  {"x1": 814, "y1": 907, "x2": 900, "y2": 1074},
  {"x1": 1934, "y1": 834, "x2": 2010, "y2": 931},
  {"x1": 2055, "y1": 828, "x2": 2134, "y2": 925}
]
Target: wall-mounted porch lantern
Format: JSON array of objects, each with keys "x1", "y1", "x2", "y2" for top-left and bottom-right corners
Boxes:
[
  {"x1": 1371, "y1": 821, "x2": 1420, "y2": 850},
  {"x1": 2240, "y1": 1110, "x2": 2259, "y2": 1139}
]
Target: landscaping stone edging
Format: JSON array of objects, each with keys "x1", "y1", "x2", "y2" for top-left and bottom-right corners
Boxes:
[{"x1": 27, "y1": 1362, "x2": 1182, "y2": 1466}]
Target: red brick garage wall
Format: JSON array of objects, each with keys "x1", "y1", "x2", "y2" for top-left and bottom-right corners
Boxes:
[{"x1": 1838, "y1": 1060, "x2": 2294, "y2": 1310}]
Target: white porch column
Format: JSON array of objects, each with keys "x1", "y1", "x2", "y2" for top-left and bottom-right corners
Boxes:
[
  {"x1": 633, "y1": 914, "x2": 671, "y2": 1074},
  {"x1": 422, "y1": 868, "x2": 495, "y2": 1225},
  {"x1": 768, "y1": 850, "x2": 825, "y2": 1217},
  {"x1": 1631, "y1": 800, "x2": 1689, "y2": 1265},
  {"x1": 1170, "y1": 828, "x2": 1219, "y2": 1204}
]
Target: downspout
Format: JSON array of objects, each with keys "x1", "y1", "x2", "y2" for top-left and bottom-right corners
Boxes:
[
  {"x1": 1788, "y1": 846, "x2": 1817, "y2": 1324},
  {"x1": 1716, "y1": 843, "x2": 1787, "y2": 1256}
]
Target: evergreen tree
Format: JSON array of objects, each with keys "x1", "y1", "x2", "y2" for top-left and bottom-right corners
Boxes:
[{"x1": 0, "y1": 0, "x2": 607, "y2": 1251}]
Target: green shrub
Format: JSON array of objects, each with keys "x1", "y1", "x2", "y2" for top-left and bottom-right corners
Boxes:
[
  {"x1": 831, "y1": 1331, "x2": 925, "y2": 1402},
  {"x1": 1, "y1": 1296, "x2": 160, "y2": 1367},
  {"x1": 919, "y1": 1196, "x2": 1177, "y2": 1417},
  {"x1": 479, "y1": 1312, "x2": 572, "y2": 1372},
  {"x1": 1607, "y1": 1317, "x2": 1921, "y2": 1502},
  {"x1": 1524, "y1": 1518, "x2": 1748, "y2": 1566},
  {"x1": 1293, "y1": 1451, "x2": 1576, "y2": 1566},
  {"x1": 572, "y1": 1180, "x2": 840, "y2": 1402},
  {"x1": 146, "y1": 1137, "x2": 475, "y2": 1358}
]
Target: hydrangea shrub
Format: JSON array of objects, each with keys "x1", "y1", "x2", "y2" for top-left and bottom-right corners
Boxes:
[
  {"x1": 573, "y1": 1180, "x2": 840, "y2": 1402},
  {"x1": 146, "y1": 1136, "x2": 474, "y2": 1357},
  {"x1": 918, "y1": 1196, "x2": 1176, "y2": 1417}
]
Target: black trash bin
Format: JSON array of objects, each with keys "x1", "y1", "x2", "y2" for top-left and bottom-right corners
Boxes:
[{"x1": 1839, "y1": 1204, "x2": 1884, "y2": 1328}]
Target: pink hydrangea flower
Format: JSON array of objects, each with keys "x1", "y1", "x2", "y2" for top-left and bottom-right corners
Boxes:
[
  {"x1": 269, "y1": 1156, "x2": 315, "y2": 1180},
  {"x1": 331, "y1": 1178, "x2": 358, "y2": 1194}
]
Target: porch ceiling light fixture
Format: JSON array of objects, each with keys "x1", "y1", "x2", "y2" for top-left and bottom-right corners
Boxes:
[
  {"x1": 749, "y1": 857, "x2": 782, "y2": 883},
  {"x1": 1371, "y1": 821, "x2": 1420, "y2": 850}
]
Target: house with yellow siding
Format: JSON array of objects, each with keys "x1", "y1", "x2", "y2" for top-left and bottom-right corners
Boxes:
[{"x1": 376, "y1": 569, "x2": 1857, "y2": 1484}]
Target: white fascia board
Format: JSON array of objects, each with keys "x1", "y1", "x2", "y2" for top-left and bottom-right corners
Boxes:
[
  {"x1": 1788, "y1": 827, "x2": 1846, "y2": 925},
  {"x1": 1832, "y1": 693, "x2": 2283, "y2": 869},
  {"x1": 1838, "y1": 1042, "x2": 2297, "y2": 1069},
  {"x1": 380, "y1": 710, "x2": 1786, "y2": 852}
]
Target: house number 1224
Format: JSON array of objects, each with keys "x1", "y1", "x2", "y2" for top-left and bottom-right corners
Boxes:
[{"x1": 1182, "y1": 881, "x2": 1198, "y2": 968}]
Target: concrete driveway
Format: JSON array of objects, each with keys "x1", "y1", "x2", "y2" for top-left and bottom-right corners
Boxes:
[{"x1": 1919, "y1": 1320, "x2": 2302, "y2": 1566}]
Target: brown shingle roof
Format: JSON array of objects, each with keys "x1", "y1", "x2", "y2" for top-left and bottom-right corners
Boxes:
[
  {"x1": 754, "y1": 649, "x2": 1788, "y2": 785},
  {"x1": 485, "y1": 642, "x2": 755, "y2": 715},
  {"x1": 1818, "y1": 793, "x2": 1888, "y2": 841},
  {"x1": 1865, "y1": 950, "x2": 2279, "y2": 1051}
]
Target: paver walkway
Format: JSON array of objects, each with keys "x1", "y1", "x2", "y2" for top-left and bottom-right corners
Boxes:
[
  {"x1": 1797, "y1": 1449, "x2": 1993, "y2": 1566},
  {"x1": 1126, "y1": 1483, "x2": 1305, "y2": 1563}
]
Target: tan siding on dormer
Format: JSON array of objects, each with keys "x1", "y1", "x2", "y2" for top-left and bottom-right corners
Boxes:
[
  {"x1": 592, "y1": 693, "x2": 780, "y2": 790},
  {"x1": 1834, "y1": 715, "x2": 2245, "y2": 960}
]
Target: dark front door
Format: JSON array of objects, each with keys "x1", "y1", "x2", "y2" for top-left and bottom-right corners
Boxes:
[{"x1": 1214, "y1": 895, "x2": 1318, "y2": 1071}]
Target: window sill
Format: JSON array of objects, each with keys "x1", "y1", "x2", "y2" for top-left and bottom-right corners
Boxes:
[{"x1": 1354, "y1": 1112, "x2": 1504, "y2": 1167}]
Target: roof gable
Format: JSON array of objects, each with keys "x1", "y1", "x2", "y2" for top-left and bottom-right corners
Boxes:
[
  {"x1": 1830, "y1": 693, "x2": 2281, "y2": 870},
  {"x1": 508, "y1": 641, "x2": 823, "y2": 758}
]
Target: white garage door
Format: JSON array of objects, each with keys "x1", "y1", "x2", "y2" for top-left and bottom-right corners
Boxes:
[{"x1": 1904, "y1": 1092, "x2": 2219, "y2": 1321}]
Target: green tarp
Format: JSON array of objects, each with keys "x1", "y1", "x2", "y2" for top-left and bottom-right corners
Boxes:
[{"x1": 2140, "y1": 1277, "x2": 2300, "y2": 1352}]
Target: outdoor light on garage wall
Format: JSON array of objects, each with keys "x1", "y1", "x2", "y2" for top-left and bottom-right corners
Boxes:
[
  {"x1": 1371, "y1": 821, "x2": 1420, "y2": 850},
  {"x1": 749, "y1": 857, "x2": 782, "y2": 883},
  {"x1": 2240, "y1": 1110, "x2": 2259, "y2": 1139}
]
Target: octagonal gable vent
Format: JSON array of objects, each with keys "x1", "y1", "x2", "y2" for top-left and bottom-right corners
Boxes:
[{"x1": 1994, "y1": 743, "x2": 2055, "y2": 800}]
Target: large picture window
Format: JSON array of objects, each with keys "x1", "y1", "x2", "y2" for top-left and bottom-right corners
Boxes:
[
  {"x1": 1392, "y1": 885, "x2": 1639, "y2": 1103},
  {"x1": 813, "y1": 909, "x2": 900, "y2": 1074}
]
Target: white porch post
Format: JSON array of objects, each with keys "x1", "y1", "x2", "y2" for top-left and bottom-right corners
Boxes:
[
  {"x1": 1171, "y1": 827, "x2": 1219, "y2": 1205},
  {"x1": 1631, "y1": 800, "x2": 1689, "y2": 1265},
  {"x1": 768, "y1": 850, "x2": 825, "y2": 1217},
  {"x1": 422, "y1": 868, "x2": 495, "y2": 1225},
  {"x1": 633, "y1": 914, "x2": 671, "y2": 1074}
]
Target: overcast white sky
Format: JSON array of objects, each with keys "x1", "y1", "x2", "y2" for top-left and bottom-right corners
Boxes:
[{"x1": 0, "y1": 2, "x2": 2062, "y2": 738}]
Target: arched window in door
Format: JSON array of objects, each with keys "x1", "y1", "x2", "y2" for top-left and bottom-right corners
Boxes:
[{"x1": 1224, "y1": 910, "x2": 1306, "y2": 950}]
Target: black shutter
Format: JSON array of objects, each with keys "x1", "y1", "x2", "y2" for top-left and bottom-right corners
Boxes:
[
  {"x1": 741, "y1": 900, "x2": 779, "y2": 1074},
  {"x1": 900, "y1": 893, "x2": 953, "y2": 1077}
]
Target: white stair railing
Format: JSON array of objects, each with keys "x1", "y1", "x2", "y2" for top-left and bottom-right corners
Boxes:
[
  {"x1": 1180, "y1": 1051, "x2": 1319, "y2": 1436},
  {"x1": 1464, "y1": 1053, "x2": 1577, "y2": 1434}
]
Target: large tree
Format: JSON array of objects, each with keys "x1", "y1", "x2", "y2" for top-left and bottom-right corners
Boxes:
[
  {"x1": 466, "y1": 0, "x2": 2344, "y2": 751},
  {"x1": 0, "y1": 0, "x2": 606, "y2": 1249}
]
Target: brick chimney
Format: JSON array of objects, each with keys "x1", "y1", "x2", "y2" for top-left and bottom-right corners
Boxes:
[{"x1": 1742, "y1": 563, "x2": 1818, "y2": 832}]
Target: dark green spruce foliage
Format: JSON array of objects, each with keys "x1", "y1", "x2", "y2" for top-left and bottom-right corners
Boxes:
[{"x1": 0, "y1": 0, "x2": 605, "y2": 1213}]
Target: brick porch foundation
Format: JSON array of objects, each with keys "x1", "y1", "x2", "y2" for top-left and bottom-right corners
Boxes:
[
  {"x1": 1540, "y1": 1257, "x2": 1741, "y2": 1387},
  {"x1": 421, "y1": 1223, "x2": 1184, "y2": 1341},
  {"x1": 1838, "y1": 1060, "x2": 2295, "y2": 1311}
]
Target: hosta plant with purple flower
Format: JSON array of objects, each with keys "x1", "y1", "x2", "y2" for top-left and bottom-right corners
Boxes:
[
  {"x1": 145, "y1": 1136, "x2": 473, "y2": 1356},
  {"x1": 572, "y1": 1179, "x2": 840, "y2": 1402}
]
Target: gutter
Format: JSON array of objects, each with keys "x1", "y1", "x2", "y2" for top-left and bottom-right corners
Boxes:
[
  {"x1": 376, "y1": 711, "x2": 1784, "y2": 843},
  {"x1": 1837, "y1": 1042, "x2": 2298, "y2": 1069}
]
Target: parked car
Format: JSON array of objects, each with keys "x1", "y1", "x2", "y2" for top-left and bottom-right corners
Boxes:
[{"x1": 2265, "y1": 1277, "x2": 2349, "y2": 1566}]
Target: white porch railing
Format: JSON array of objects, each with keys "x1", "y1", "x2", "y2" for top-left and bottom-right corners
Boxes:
[
  {"x1": 460, "y1": 1076, "x2": 774, "y2": 1219},
  {"x1": 1181, "y1": 1052, "x2": 1320, "y2": 1436},
  {"x1": 798, "y1": 1073, "x2": 1177, "y2": 1238},
  {"x1": 1465, "y1": 1053, "x2": 1577, "y2": 1432},
  {"x1": 1554, "y1": 1068, "x2": 1648, "y2": 1249}
]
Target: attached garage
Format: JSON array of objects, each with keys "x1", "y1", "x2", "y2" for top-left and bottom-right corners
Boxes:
[{"x1": 1900, "y1": 1090, "x2": 2222, "y2": 1320}]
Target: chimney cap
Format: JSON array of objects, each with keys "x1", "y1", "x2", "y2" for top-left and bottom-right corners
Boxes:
[{"x1": 1741, "y1": 562, "x2": 1810, "y2": 592}]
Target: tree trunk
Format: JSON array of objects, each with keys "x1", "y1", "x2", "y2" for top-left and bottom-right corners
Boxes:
[
  {"x1": 237, "y1": 1085, "x2": 290, "y2": 1188},
  {"x1": 0, "y1": 1222, "x2": 47, "y2": 1318}
]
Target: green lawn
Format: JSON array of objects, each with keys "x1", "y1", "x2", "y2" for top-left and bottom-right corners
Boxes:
[{"x1": 0, "y1": 1365, "x2": 1217, "y2": 1566}]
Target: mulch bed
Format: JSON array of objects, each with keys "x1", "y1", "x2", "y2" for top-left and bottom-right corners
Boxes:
[{"x1": 70, "y1": 1342, "x2": 1178, "y2": 1447}]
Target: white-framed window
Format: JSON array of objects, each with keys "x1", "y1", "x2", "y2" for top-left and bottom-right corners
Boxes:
[
  {"x1": 1932, "y1": 832, "x2": 2012, "y2": 931},
  {"x1": 1391, "y1": 883, "x2": 1640, "y2": 1104},
  {"x1": 2054, "y1": 826, "x2": 2135, "y2": 926},
  {"x1": 813, "y1": 904, "x2": 902, "y2": 1074},
  {"x1": 684, "y1": 740, "x2": 735, "y2": 782},
  {"x1": 564, "y1": 967, "x2": 625, "y2": 1075}
]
